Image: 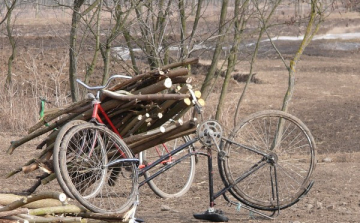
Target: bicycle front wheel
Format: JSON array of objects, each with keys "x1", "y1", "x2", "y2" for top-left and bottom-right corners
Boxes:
[
  {"x1": 143, "y1": 135, "x2": 196, "y2": 198},
  {"x1": 59, "y1": 124, "x2": 138, "y2": 213},
  {"x1": 53, "y1": 120, "x2": 87, "y2": 198},
  {"x1": 219, "y1": 110, "x2": 316, "y2": 211}
]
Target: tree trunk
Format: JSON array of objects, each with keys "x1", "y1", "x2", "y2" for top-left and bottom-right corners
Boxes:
[
  {"x1": 85, "y1": 0, "x2": 103, "y2": 84},
  {"x1": 200, "y1": 0, "x2": 229, "y2": 99},
  {"x1": 4, "y1": 0, "x2": 17, "y2": 88},
  {"x1": 69, "y1": 0, "x2": 86, "y2": 102},
  {"x1": 215, "y1": 0, "x2": 248, "y2": 121}
]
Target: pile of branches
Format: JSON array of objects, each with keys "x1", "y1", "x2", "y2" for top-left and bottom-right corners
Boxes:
[
  {"x1": 2, "y1": 58, "x2": 203, "y2": 221},
  {"x1": 0, "y1": 192, "x2": 139, "y2": 222}
]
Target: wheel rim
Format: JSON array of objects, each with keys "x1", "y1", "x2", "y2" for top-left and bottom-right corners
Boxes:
[
  {"x1": 223, "y1": 111, "x2": 315, "y2": 209},
  {"x1": 60, "y1": 125, "x2": 137, "y2": 213},
  {"x1": 144, "y1": 136, "x2": 195, "y2": 198}
]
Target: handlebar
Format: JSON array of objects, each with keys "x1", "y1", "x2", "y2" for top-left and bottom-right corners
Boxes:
[{"x1": 76, "y1": 75, "x2": 132, "y2": 91}]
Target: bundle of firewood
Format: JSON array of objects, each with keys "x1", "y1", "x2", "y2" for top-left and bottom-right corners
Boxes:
[
  {"x1": 5, "y1": 58, "x2": 203, "y2": 194},
  {"x1": 0, "y1": 192, "x2": 139, "y2": 222}
]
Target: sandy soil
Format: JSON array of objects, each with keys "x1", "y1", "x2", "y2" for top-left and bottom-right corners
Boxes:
[{"x1": 1, "y1": 10, "x2": 360, "y2": 223}]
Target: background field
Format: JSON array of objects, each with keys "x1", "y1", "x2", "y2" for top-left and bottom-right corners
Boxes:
[{"x1": 1, "y1": 4, "x2": 360, "y2": 223}]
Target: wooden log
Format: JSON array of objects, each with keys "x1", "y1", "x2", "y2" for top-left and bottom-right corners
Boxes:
[
  {"x1": 7, "y1": 142, "x2": 54, "y2": 178},
  {"x1": 194, "y1": 90, "x2": 201, "y2": 99},
  {"x1": 162, "y1": 67, "x2": 189, "y2": 79},
  {"x1": 1, "y1": 215, "x2": 28, "y2": 223},
  {"x1": 35, "y1": 130, "x2": 57, "y2": 150},
  {"x1": 28, "y1": 205, "x2": 86, "y2": 216},
  {"x1": 18, "y1": 214, "x2": 83, "y2": 223},
  {"x1": 101, "y1": 89, "x2": 190, "y2": 101},
  {"x1": 125, "y1": 115, "x2": 147, "y2": 137},
  {"x1": 22, "y1": 150, "x2": 53, "y2": 174},
  {"x1": 75, "y1": 211, "x2": 127, "y2": 221},
  {"x1": 145, "y1": 84, "x2": 192, "y2": 116},
  {"x1": 28, "y1": 98, "x2": 92, "y2": 134},
  {"x1": 41, "y1": 173, "x2": 56, "y2": 185},
  {"x1": 108, "y1": 57, "x2": 198, "y2": 92},
  {"x1": 72, "y1": 98, "x2": 126, "y2": 122},
  {"x1": 171, "y1": 76, "x2": 192, "y2": 85},
  {"x1": 124, "y1": 119, "x2": 184, "y2": 146},
  {"x1": 119, "y1": 112, "x2": 147, "y2": 136},
  {"x1": 22, "y1": 163, "x2": 38, "y2": 174},
  {"x1": 106, "y1": 100, "x2": 137, "y2": 119},
  {"x1": 150, "y1": 99, "x2": 191, "y2": 129},
  {"x1": 0, "y1": 207, "x2": 28, "y2": 217},
  {"x1": 0, "y1": 194, "x2": 64, "y2": 209},
  {"x1": 160, "y1": 57, "x2": 199, "y2": 71},
  {"x1": 130, "y1": 120, "x2": 196, "y2": 154},
  {"x1": 132, "y1": 78, "x2": 172, "y2": 95},
  {"x1": 0, "y1": 192, "x2": 67, "y2": 212},
  {"x1": 7, "y1": 113, "x2": 79, "y2": 155}
]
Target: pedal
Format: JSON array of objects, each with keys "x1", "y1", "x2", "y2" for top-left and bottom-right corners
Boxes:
[{"x1": 193, "y1": 209, "x2": 229, "y2": 222}]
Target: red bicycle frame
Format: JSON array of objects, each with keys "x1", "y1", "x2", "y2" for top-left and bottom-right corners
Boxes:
[{"x1": 91, "y1": 100, "x2": 173, "y2": 168}]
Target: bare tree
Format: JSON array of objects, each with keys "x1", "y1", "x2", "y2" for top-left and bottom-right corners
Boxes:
[
  {"x1": 200, "y1": 0, "x2": 229, "y2": 100},
  {"x1": 215, "y1": 0, "x2": 250, "y2": 120},
  {"x1": 3, "y1": 0, "x2": 18, "y2": 88},
  {"x1": 0, "y1": 0, "x2": 16, "y2": 26}
]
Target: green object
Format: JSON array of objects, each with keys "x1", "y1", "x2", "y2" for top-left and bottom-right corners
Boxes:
[{"x1": 39, "y1": 98, "x2": 50, "y2": 127}]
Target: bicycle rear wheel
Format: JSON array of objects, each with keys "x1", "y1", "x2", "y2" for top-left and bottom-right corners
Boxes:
[
  {"x1": 143, "y1": 135, "x2": 196, "y2": 198},
  {"x1": 59, "y1": 124, "x2": 138, "y2": 213},
  {"x1": 219, "y1": 110, "x2": 316, "y2": 211}
]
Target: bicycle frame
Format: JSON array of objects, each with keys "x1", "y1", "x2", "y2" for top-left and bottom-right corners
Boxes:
[
  {"x1": 71, "y1": 77, "x2": 315, "y2": 221},
  {"x1": 136, "y1": 133, "x2": 314, "y2": 218},
  {"x1": 87, "y1": 90, "x2": 177, "y2": 172}
]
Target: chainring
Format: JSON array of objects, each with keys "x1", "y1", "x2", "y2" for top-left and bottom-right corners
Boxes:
[{"x1": 197, "y1": 120, "x2": 223, "y2": 146}]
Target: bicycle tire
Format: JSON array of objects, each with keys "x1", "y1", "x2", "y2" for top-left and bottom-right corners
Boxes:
[
  {"x1": 219, "y1": 110, "x2": 316, "y2": 211},
  {"x1": 53, "y1": 120, "x2": 87, "y2": 198},
  {"x1": 143, "y1": 135, "x2": 196, "y2": 198},
  {"x1": 59, "y1": 124, "x2": 138, "y2": 213}
]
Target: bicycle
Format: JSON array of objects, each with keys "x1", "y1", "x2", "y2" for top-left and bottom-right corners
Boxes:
[
  {"x1": 54, "y1": 76, "x2": 316, "y2": 221},
  {"x1": 52, "y1": 75, "x2": 197, "y2": 212}
]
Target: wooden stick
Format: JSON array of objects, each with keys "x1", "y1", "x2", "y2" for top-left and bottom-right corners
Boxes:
[
  {"x1": 0, "y1": 208, "x2": 28, "y2": 217},
  {"x1": 124, "y1": 120, "x2": 184, "y2": 146},
  {"x1": 130, "y1": 120, "x2": 196, "y2": 154},
  {"x1": 132, "y1": 78, "x2": 172, "y2": 95},
  {"x1": 0, "y1": 194, "x2": 63, "y2": 209},
  {"x1": 0, "y1": 192, "x2": 67, "y2": 212},
  {"x1": 150, "y1": 100, "x2": 191, "y2": 129},
  {"x1": 7, "y1": 113, "x2": 79, "y2": 155},
  {"x1": 19, "y1": 214, "x2": 83, "y2": 223},
  {"x1": 108, "y1": 57, "x2": 198, "y2": 92},
  {"x1": 159, "y1": 57, "x2": 199, "y2": 71},
  {"x1": 7, "y1": 143, "x2": 54, "y2": 178},
  {"x1": 28, "y1": 98, "x2": 92, "y2": 134},
  {"x1": 171, "y1": 76, "x2": 192, "y2": 84},
  {"x1": 28, "y1": 205, "x2": 86, "y2": 216},
  {"x1": 102, "y1": 89, "x2": 190, "y2": 101}
]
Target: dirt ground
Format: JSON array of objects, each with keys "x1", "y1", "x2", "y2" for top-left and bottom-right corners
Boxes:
[{"x1": 1, "y1": 10, "x2": 360, "y2": 223}]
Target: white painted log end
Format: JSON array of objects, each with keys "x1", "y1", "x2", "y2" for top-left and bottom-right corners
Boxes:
[
  {"x1": 58, "y1": 193, "x2": 67, "y2": 202},
  {"x1": 164, "y1": 78, "x2": 172, "y2": 88}
]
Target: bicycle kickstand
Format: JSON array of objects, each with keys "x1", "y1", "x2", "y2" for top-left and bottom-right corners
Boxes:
[{"x1": 125, "y1": 195, "x2": 144, "y2": 223}]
